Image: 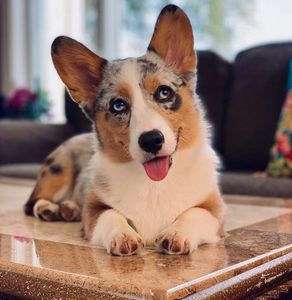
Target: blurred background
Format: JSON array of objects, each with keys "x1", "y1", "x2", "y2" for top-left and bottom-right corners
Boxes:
[
  {"x1": 1, "y1": 0, "x2": 292, "y2": 196},
  {"x1": 1, "y1": 0, "x2": 292, "y2": 123}
]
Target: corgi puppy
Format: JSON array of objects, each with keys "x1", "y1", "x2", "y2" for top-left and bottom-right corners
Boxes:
[{"x1": 24, "y1": 5, "x2": 225, "y2": 256}]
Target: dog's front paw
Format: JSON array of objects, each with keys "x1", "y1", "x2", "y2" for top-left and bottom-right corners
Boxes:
[
  {"x1": 155, "y1": 208, "x2": 221, "y2": 255},
  {"x1": 155, "y1": 225, "x2": 219, "y2": 255},
  {"x1": 108, "y1": 230, "x2": 144, "y2": 256},
  {"x1": 88, "y1": 209, "x2": 145, "y2": 256},
  {"x1": 155, "y1": 231, "x2": 191, "y2": 255}
]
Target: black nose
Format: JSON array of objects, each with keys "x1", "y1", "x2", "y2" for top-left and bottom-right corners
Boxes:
[{"x1": 138, "y1": 130, "x2": 164, "y2": 155}]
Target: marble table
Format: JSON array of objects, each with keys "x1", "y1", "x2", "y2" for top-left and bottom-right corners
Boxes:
[{"x1": 0, "y1": 177, "x2": 291, "y2": 299}]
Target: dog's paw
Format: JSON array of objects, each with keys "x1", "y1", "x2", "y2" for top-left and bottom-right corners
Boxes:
[
  {"x1": 33, "y1": 199, "x2": 60, "y2": 221},
  {"x1": 155, "y1": 225, "x2": 220, "y2": 255},
  {"x1": 156, "y1": 208, "x2": 221, "y2": 255},
  {"x1": 107, "y1": 230, "x2": 144, "y2": 256},
  {"x1": 155, "y1": 231, "x2": 191, "y2": 255},
  {"x1": 59, "y1": 200, "x2": 81, "y2": 222}
]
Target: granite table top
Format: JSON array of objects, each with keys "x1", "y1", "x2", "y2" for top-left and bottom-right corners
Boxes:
[{"x1": 0, "y1": 177, "x2": 291, "y2": 299}]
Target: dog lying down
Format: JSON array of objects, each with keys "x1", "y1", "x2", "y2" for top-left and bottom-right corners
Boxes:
[{"x1": 24, "y1": 5, "x2": 225, "y2": 256}]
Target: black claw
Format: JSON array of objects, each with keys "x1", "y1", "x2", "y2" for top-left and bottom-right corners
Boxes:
[
  {"x1": 162, "y1": 239, "x2": 170, "y2": 250},
  {"x1": 38, "y1": 214, "x2": 46, "y2": 221},
  {"x1": 39, "y1": 209, "x2": 58, "y2": 221},
  {"x1": 42, "y1": 209, "x2": 53, "y2": 217}
]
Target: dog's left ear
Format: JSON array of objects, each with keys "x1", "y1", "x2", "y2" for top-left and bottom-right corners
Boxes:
[
  {"x1": 148, "y1": 5, "x2": 196, "y2": 75},
  {"x1": 51, "y1": 36, "x2": 107, "y2": 118}
]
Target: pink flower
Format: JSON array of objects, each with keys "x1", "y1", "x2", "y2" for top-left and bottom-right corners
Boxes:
[
  {"x1": 277, "y1": 134, "x2": 290, "y2": 155},
  {"x1": 7, "y1": 88, "x2": 36, "y2": 110}
]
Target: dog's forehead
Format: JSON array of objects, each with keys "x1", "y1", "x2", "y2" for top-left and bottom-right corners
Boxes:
[
  {"x1": 103, "y1": 53, "x2": 182, "y2": 90},
  {"x1": 106, "y1": 56, "x2": 153, "y2": 79},
  {"x1": 101, "y1": 59, "x2": 140, "y2": 97}
]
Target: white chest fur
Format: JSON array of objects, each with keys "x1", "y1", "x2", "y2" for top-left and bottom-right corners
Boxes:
[{"x1": 89, "y1": 142, "x2": 218, "y2": 244}]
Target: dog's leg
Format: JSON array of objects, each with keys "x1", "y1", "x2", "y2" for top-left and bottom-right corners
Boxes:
[
  {"x1": 24, "y1": 146, "x2": 79, "y2": 221},
  {"x1": 83, "y1": 193, "x2": 144, "y2": 256},
  {"x1": 155, "y1": 192, "x2": 225, "y2": 255}
]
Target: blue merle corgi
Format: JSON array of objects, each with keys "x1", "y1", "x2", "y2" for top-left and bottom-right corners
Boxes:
[{"x1": 24, "y1": 5, "x2": 225, "y2": 256}]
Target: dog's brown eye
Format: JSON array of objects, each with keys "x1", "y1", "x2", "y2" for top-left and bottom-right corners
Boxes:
[
  {"x1": 154, "y1": 85, "x2": 174, "y2": 102},
  {"x1": 109, "y1": 99, "x2": 129, "y2": 114}
]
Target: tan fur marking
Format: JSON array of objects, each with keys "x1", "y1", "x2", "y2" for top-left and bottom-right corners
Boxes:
[
  {"x1": 82, "y1": 193, "x2": 111, "y2": 240},
  {"x1": 153, "y1": 86, "x2": 200, "y2": 150},
  {"x1": 95, "y1": 112, "x2": 132, "y2": 163},
  {"x1": 25, "y1": 153, "x2": 74, "y2": 215},
  {"x1": 35, "y1": 164, "x2": 72, "y2": 201},
  {"x1": 198, "y1": 191, "x2": 226, "y2": 237},
  {"x1": 116, "y1": 82, "x2": 133, "y2": 99},
  {"x1": 143, "y1": 74, "x2": 160, "y2": 93}
]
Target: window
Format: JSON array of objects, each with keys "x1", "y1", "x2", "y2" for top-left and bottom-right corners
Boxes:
[
  {"x1": 1, "y1": 0, "x2": 87, "y2": 123},
  {"x1": 120, "y1": 0, "x2": 292, "y2": 59}
]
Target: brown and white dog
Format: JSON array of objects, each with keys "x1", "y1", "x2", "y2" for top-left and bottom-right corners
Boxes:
[{"x1": 24, "y1": 5, "x2": 225, "y2": 256}]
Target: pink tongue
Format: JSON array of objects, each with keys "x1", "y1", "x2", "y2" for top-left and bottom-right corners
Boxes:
[{"x1": 143, "y1": 156, "x2": 170, "y2": 181}]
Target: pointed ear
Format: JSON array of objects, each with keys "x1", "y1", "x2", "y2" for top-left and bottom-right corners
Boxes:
[
  {"x1": 51, "y1": 36, "x2": 107, "y2": 118},
  {"x1": 148, "y1": 5, "x2": 196, "y2": 74}
]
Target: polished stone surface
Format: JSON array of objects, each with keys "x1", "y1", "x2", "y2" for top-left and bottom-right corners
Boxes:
[{"x1": 0, "y1": 177, "x2": 291, "y2": 299}]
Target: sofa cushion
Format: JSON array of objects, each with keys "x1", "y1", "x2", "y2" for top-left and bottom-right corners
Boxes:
[
  {"x1": 220, "y1": 171, "x2": 292, "y2": 198},
  {"x1": 65, "y1": 91, "x2": 92, "y2": 133},
  {"x1": 0, "y1": 120, "x2": 76, "y2": 165},
  {"x1": 197, "y1": 51, "x2": 231, "y2": 153},
  {"x1": 223, "y1": 42, "x2": 292, "y2": 170},
  {"x1": 0, "y1": 163, "x2": 40, "y2": 179}
]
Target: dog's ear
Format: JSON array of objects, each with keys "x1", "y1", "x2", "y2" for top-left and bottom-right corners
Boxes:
[
  {"x1": 148, "y1": 5, "x2": 196, "y2": 75},
  {"x1": 51, "y1": 36, "x2": 107, "y2": 118}
]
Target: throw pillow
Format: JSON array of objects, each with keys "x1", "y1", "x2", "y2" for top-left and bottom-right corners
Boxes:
[{"x1": 266, "y1": 60, "x2": 292, "y2": 177}]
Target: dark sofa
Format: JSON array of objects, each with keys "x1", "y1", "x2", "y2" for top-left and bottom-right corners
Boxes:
[{"x1": 1, "y1": 42, "x2": 292, "y2": 198}]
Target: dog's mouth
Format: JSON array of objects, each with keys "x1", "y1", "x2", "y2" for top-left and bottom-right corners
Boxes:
[{"x1": 143, "y1": 156, "x2": 173, "y2": 181}]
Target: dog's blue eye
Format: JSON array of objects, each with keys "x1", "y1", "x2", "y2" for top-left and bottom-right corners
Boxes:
[
  {"x1": 160, "y1": 89, "x2": 171, "y2": 99},
  {"x1": 154, "y1": 85, "x2": 174, "y2": 102},
  {"x1": 110, "y1": 99, "x2": 128, "y2": 114},
  {"x1": 113, "y1": 101, "x2": 125, "y2": 111}
]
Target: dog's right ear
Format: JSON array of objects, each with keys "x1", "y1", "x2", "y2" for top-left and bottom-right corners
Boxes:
[{"x1": 51, "y1": 36, "x2": 107, "y2": 118}]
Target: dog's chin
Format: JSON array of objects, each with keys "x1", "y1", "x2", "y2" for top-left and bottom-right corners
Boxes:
[{"x1": 142, "y1": 155, "x2": 173, "y2": 181}]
